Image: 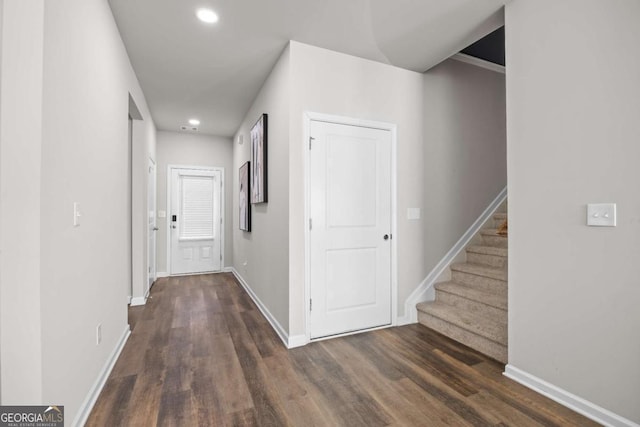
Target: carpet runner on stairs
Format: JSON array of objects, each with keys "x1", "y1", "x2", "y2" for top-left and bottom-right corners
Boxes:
[{"x1": 417, "y1": 210, "x2": 508, "y2": 363}]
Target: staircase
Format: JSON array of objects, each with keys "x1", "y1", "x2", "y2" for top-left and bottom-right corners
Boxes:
[{"x1": 417, "y1": 211, "x2": 508, "y2": 363}]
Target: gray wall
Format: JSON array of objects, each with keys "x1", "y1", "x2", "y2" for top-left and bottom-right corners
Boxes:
[
  {"x1": 422, "y1": 58, "x2": 506, "y2": 282},
  {"x1": 506, "y1": 0, "x2": 640, "y2": 422},
  {"x1": 288, "y1": 41, "x2": 425, "y2": 333},
  {"x1": 0, "y1": 0, "x2": 45, "y2": 402},
  {"x1": 1, "y1": 0, "x2": 157, "y2": 422},
  {"x1": 156, "y1": 131, "x2": 234, "y2": 273},
  {"x1": 233, "y1": 45, "x2": 291, "y2": 333}
]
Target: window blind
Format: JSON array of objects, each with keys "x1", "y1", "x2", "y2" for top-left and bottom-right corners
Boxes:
[{"x1": 180, "y1": 175, "x2": 215, "y2": 239}]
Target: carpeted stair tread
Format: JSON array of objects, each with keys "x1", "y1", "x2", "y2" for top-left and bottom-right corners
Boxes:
[
  {"x1": 435, "y1": 281, "x2": 507, "y2": 310},
  {"x1": 466, "y1": 245, "x2": 507, "y2": 257},
  {"x1": 451, "y1": 262, "x2": 507, "y2": 282},
  {"x1": 416, "y1": 301, "x2": 507, "y2": 345},
  {"x1": 480, "y1": 229, "x2": 509, "y2": 239}
]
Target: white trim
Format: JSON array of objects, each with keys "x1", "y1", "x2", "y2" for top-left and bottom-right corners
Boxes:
[
  {"x1": 451, "y1": 53, "x2": 505, "y2": 74},
  {"x1": 230, "y1": 267, "x2": 291, "y2": 348},
  {"x1": 303, "y1": 112, "x2": 398, "y2": 343},
  {"x1": 166, "y1": 165, "x2": 225, "y2": 275},
  {"x1": 287, "y1": 334, "x2": 307, "y2": 348},
  {"x1": 310, "y1": 323, "x2": 392, "y2": 343},
  {"x1": 401, "y1": 186, "x2": 507, "y2": 324},
  {"x1": 130, "y1": 296, "x2": 147, "y2": 306},
  {"x1": 72, "y1": 325, "x2": 131, "y2": 427},
  {"x1": 156, "y1": 271, "x2": 169, "y2": 278},
  {"x1": 222, "y1": 266, "x2": 233, "y2": 273},
  {"x1": 504, "y1": 365, "x2": 639, "y2": 427},
  {"x1": 147, "y1": 157, "x2": 157, "y2": 297}
]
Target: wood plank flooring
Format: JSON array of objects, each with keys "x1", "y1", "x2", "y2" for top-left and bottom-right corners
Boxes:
[{"x1": 86, "y1": 273, "x2": 598, "y2": 426}]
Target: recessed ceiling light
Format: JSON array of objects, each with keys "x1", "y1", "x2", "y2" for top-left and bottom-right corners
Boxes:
[
  {"x1": 188, "y1": 118, "x2": 200, "y2": 126},
  {"x1": 196, "y1": 8, "x2": 218, "y2": 24}
]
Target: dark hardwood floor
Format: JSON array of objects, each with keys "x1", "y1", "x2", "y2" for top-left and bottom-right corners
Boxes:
[{"x1": 87, "y1": 273, "x2": 598, "y2": 426}]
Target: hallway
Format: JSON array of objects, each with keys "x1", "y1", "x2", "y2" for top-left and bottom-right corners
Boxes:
[{"x1": 86, "y1": 274, "x2": 595, "y2": 426}]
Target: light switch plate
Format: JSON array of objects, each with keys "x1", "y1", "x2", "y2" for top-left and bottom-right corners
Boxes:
[
  {"x1": 587, "y1": 203, "x2": 616, "y2": 227},
  {"x1": 407, "y1": 208, "x2": 421, "y2": 220},
  {"x1": 73, "y1": 202, "x2": 81, "y2": 227}
]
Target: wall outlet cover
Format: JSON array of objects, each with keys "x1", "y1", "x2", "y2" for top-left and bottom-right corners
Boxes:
[{"x1": 587, "y1": 203, "x2": 616, "y2": 227}]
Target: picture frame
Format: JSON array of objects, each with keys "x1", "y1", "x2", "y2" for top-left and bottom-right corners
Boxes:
[
  {"x1": 239, "y1": 161, "x2": 251, "y2": 231},
  {"x1": 250, "y1": 113, "x2": 268, "y2": 203}
]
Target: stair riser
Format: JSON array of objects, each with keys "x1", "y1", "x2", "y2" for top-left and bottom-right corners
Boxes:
[
  {"x1": 451, "y1": 270, "x2": 507, "y2": 293},
  {"x1": 418, "y1": 312, "x2": 507, "y2": 363},
  {"x1": 467, "y1": 252, "x2": 507, "y2": 269},
  {"x1": 481, "y1": 234, "x2": 508, "y2": 248},
  {"x1": 436, "y1": 291, "x2": 507, "y2": 323}
]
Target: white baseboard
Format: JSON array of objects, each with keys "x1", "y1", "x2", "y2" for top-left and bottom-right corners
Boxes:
[
  {"x1": 287, "y1": 334, "x2": 307, "y2": 348},
  {"x1": 229, "y1": 268, "x2": 294, "y2": 348},
  {"x1": 222, "y1": 266, "x2": 233, "y2": 273},
  {"x1": 396, "y1": 314, "x2": 413, "y2": 326},
  {"x1": 156, "y1": 271, "x2": 169, "y2": 278},
  {"x1": 504, "y1": 365, "x2": 639, "y2": 427},
  {"x1": 72, "y1": 325, "x2": 131, "y2": 427},
  {"x1": 130, "y1": 296, "x2": 147, "y2": 306},
  {"x1": 402, "y1": 186, "x2": 507, "y2": 323}
]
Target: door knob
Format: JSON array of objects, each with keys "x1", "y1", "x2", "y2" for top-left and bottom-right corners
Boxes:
[
  {"x1": 383, "y1": 234, "x2": 389, "y2": 240},
  {"x1": 153, "y1": 227, "x2": 159, "y2": 231},
  {"x1": 172, "y1": 225, "x2": 176, "y2": 229}
]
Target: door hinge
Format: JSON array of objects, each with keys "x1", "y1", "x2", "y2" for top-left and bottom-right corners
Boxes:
[
  {"x1": 310, "y1": 298, "x2": 313, "y2": 311},
  {"x1": 309, "y1": 218, "x2": 312, "y2": 230},
  {"x1": 309, "y1": 136, "x2": 315, "y2": 150}
]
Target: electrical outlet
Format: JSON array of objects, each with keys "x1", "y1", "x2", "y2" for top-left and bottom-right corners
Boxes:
[
  {"x1": 587, "y1": 203, "x2": 616, "y2": 227},
  {"x1": 96, "y1": 324, "x2": 102, "y2": 345}
]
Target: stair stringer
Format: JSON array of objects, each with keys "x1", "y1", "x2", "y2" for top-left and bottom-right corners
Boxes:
[{"x1": 397, "y1": 186, "x2": 507, "y2": 325}]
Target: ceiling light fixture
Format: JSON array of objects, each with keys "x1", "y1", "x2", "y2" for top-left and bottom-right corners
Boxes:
[
  {"x1": 196, "y1": 8, "x2": 218, "y2": 24},
  {"x1": 188, "y1": 118, "x2": 200, "y2": 126}
]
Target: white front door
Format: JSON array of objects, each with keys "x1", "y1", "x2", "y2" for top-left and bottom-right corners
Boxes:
[
  {"x1": 309, "y1": 120, "x2": 392, "y2": 339},
  {"x1": 147, "y1": 158, "x2": 157, "y2": 293},
  {"x1": 170, "y1": 168, "x2": 222, "y2": 275}
]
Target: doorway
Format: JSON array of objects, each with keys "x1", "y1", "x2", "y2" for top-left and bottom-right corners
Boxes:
[
  {"x1": 168, "y1": 166, "x2": 224, "y2": 275},
  {"x1": 307, "y1": 116, "x2": 396, "y2": 340}
]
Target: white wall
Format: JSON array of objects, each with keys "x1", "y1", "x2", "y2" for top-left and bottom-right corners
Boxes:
[
  {"x1": 156, "y1": 131, "x2": 234, "y2": 273},
  {"x1": 0, "y1": 0, "x2": 157, "y2": 422},
  {"x1": 288, "y1": 41, "x2": 425, "y2": 335},
  {"x1": 233, "y1": 45, "x2": 291, "y2": 333},
  {"x1": 506, "y1": 0, "x2": 640, "y2": 423},
  {"x1": 422, "y1": 58, "x2": 506, "y2": 280},
  {"x1": 0, "y1": 0, "x2": 45, "y2": 403}
]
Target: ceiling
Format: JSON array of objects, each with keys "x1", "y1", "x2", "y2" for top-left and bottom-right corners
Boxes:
[{"x1": 108, "y1": 0, "x2": 507, "y2": 137}]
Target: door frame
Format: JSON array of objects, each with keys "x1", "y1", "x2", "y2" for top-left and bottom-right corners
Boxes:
[
  {"x1": 303, "y1": 112, "x2": 398, "y2": 344},
  {"x1": 147, "y1": 157, "x2": 156, "y2": 295},
  {"x1": 166, "y1": 164, "x2": 225, "y2": 276}
]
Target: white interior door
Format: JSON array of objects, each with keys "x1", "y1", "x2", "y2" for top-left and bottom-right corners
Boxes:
[
  {"x1": 309, "y1": 120, "x2": 392, "y2": 339},
  {"x1": 170, "y1": 168, "x2": 222, "y2": 275},
  {"x1": 147, "y1": 158, "x2": 157, "y2": 294}
]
